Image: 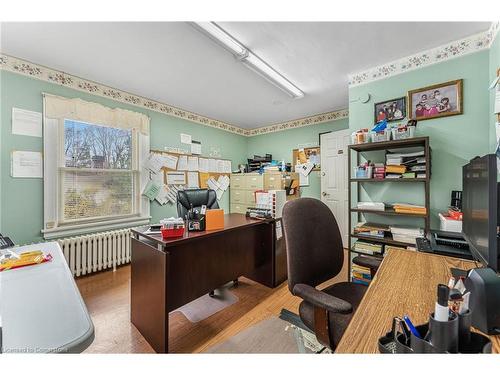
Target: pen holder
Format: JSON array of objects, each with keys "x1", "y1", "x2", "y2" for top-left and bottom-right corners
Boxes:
[
  {"x1": 428, "y1": 312, "x2": 459, "y2": 353},
  {"x1": 458, "y1": 310, "x2": 472, "y2": 347}
]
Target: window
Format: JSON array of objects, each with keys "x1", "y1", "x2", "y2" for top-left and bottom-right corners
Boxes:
[{"x1": 43, "y1": 95, "x2": 150, "y2": 239}]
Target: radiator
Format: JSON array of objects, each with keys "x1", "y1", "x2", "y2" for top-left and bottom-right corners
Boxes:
[{"x1": 57, "y1": 228, "x2": 131, "y2": 277}]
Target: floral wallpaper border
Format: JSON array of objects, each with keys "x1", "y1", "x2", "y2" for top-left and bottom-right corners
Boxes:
[
  {"x1": 0, "y1": 53, "x2": 349, "y2": 137},
  {"x1": 348, "y1": 22, "x2": 500, "y2": 87},
  {"x1": 248, "y1": 109, "x2": 349, "y2": 136}
]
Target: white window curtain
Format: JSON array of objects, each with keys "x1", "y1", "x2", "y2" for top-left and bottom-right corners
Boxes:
[{"x1": 42, "y1": 93, "x2": 151, "y2": 239}]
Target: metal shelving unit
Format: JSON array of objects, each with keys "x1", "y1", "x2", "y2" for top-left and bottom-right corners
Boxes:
[{"x1": 347, "y1": 136, "x2": 431, "y2": 280}]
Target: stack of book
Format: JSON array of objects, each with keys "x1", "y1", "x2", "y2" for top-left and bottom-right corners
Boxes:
[
  {"x1": 353, "y1": 241, "x2": 383, "y2": 255},
  {"x1": 385, "y1": 150, "x2": 426, "y2": 179},
  {"x1": 357, "y1": 202, "x2": 385, "y2": 211},
  {"x1": 392, "y1": 203, "x2": 427, "y2": 215},
  {"x1": 389, "y1": 225, "x2": 424, "y2": 245},
  {"x1": 352, "y1": 264, "x2": 372, "y2": 286},
  {"x1": 353, "y1": 222, "x2": 390, "y2": 239},
  {"x1": 373, "y1": 163, "x2": 385, "y2": 179}
]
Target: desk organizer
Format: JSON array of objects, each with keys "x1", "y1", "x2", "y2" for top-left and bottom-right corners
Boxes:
[{"x1": 378, "y1": 315, "x2": 492, "y2": 354}]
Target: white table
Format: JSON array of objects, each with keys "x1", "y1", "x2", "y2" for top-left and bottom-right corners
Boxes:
[{"x1": 0, "y1": 242, "x2": 94, "y2": 353}]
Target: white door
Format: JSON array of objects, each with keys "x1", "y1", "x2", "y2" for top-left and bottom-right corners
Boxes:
[{"x1": 320, "y1": 130, "x2": 351, "y2": 248}]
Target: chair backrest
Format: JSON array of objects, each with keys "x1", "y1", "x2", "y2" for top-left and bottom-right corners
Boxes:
[
  {"x1": 282, "y1": 198, "x2": 344, "y2": 293},
  {"x1": 176, "y1": 189, "x2": 219, "y2": 219}
]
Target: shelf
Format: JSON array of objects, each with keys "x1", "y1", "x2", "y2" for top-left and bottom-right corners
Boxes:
[
  {"x1": 348, "y1": 136, "x2": 429, "y2": 152},
  {"x1": 350, "y1": 207, "x2": 428, "y2": 218},
  {"x1": 350, "y1": 233, "x2": 414, "y2": 247},
  {"x1": 350, "y1": 178, "x2": 427, "y2": 183}
]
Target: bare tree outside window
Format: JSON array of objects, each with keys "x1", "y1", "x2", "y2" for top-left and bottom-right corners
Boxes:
[{"x1": 62, "y1": 120, "x2": 135, "y2": 221}]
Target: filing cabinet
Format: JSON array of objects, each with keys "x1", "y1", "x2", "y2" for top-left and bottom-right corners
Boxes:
[{"x1": 229, "y1": 173, "x2": 264, "y2": 214}]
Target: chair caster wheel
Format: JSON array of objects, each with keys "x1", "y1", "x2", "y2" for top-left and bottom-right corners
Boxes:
[
  {"x1": 209, "y1": 290, "x2": 215, "y2": 297},
  {"x1": 233, "y1": 279, "x2": 239, "y2": 287}
]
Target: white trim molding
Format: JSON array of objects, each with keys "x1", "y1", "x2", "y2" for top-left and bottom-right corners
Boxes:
[
  {"x1": 248, "y1": 109, "x2": 349, "y2": 136},
  {"x1": 348, "y1": 22, "x2": 500, "y2": 87},
  {"x1": 0, "y1": 53, "x2": 248, "y2": 136}
]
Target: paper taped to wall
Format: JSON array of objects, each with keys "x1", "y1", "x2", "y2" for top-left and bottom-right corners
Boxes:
[
  {"x1": 12, "y1": 108, "x2": 43, "y2": 137},
  {"x1": 11, "y1": 151, "x2": 43, "y2": 178}
]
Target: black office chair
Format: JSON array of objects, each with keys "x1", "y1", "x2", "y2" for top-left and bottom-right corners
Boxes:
[
  {"x1": 176, "y1": 188, "x2": 219, "y2": 220},
  {"x1": 282, "y1": 198, "x2": 380, "y2": 351},
  {"x1": 176, "y1": 188, "x2": 236, "y2": 295}
]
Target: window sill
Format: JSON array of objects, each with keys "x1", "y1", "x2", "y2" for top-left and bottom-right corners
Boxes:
[{"x1": 42, "y1": 216, "x2": 152, "y2": 240}]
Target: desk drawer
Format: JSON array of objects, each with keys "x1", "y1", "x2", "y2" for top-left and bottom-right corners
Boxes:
[
  {"x1": 245, "y1": 175, "x2": 264, "y2": 189},
  {"x1": 230, "y1": 174, "x2": 245, "y2": 189},
  {"x1": 230, "y1": 189, "x2": 246, "y2": 203},
  {"x1": 230, "y1": 203, "x2": 247, "y2": 214},
  {"x1": 264, "y1": 174, "x2": 282, "y2": 190}
]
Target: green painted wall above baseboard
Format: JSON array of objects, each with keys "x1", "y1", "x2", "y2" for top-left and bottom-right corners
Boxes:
[
  {"x1": 349, "y1": 50, "x2": 491, "y2": 229},
  {"x1": 0, "y1": 71, "x2": 248, "y2": 245},
  {"x1": 247, "y1": 118, "x2": 349, "y2": 199}
]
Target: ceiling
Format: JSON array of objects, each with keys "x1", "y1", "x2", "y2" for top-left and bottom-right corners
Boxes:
[{"x1": 0, "y1": 22, "x2": 491, "y2": 129}]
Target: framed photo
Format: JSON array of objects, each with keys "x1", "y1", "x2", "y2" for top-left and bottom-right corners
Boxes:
[
  {"x1": 408, "y1": 79, "x2": 463, "y2": 121},
  {"x1": 374, "y1": 97, "x2": 406, "y2": 123}
]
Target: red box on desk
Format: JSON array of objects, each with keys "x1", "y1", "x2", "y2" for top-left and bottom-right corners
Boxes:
[{"x1": 161, "y1": 226, "x2": 185, "y2": 239}]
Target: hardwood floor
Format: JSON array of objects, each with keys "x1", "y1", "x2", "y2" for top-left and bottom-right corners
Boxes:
[{"x1": 76, "y1": 250, "x2": 348, "y2": 353}]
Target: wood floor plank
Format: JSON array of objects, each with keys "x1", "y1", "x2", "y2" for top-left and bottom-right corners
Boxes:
[{"x1": 76, "y1": 250, "x2": 348, "y2": 353}]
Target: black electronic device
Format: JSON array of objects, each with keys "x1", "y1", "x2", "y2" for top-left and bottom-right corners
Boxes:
[
  {"x1": 464, "y1": 268, "x2": 500, "y2": 335},
  {"x1": 0, "y1": 234, "x2": 15, "y2": 249},
  {"x1": 451, "y1": 190, "x2": 462, "y2": 210},
  {"x1": 416, "y1": 230, "x2": 472, "y2": 260},
  {"x1": 462, "y1": 154, "x2": 500, "y2": 272}
]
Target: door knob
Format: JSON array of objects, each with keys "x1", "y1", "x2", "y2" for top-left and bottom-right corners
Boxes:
[
  {"x1": 322, "y1": 192, "x2": 329, "y2": 197},
  {"x1": 321, "y1": 172, "x2": 326, "y2": 176}
]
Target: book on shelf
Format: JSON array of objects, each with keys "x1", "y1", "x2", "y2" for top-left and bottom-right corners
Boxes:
[
  {"x1": 353, "y1": 241, "x2": 383, "y2": 255},
  {"x1": 356, "y1": 202, "x2": 385, "y2": 211},
  {"x1": 385, "y1": 165, "x2": 406, "y2": 174},
  {"x1": 386, "y1": 174, "x2": 402, "y2": 179},
  {"x1": 402, "y1": 172, "x2": 416, "y2": 178},
  {"x1": 386, "y1": 151, "x2": 425, "y2": 166},
  {"x1": 351, "y1": 264, "x2": 372, "y2": 285},
  {"x1": 391, "y1": 203, "x2": 427, "y2": 215},
  {"x1": 373, "y1": 173, "x2": 385, "y2": 179},
  {"x1": 353, "y1": 222, "x2": 390, "y2": 238},
  {"x1": 416, "y1": 173, "x2": 427, "y2": 179},
  {"x1": 389, "y1": 225, "x2": 424, "y2": 245},
  {"x1": 410, "y1": 165, "x2": 426, "y2": 172}
]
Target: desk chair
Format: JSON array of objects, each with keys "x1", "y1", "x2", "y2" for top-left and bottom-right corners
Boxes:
[
  {"x1": 282, "y1": 198, "x2": 378, "y2": 351},
  {"x1": 176, "y1": 188, "x2": 219, "y2": 220},
  {"x1": 176, "y1": 188, "x2": 236, "y2": 295}
]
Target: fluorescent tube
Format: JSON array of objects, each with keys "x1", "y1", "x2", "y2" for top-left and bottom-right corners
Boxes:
[
  {"x1": 242, "y1": 52, "x2": 304, "y2": 98},
  {"x1": 192, "y1": 22, "x2": 248, "y2": 58}
]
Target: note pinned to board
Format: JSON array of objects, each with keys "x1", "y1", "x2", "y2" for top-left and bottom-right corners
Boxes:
[
  {"x1": 12, "y1": 108, "x2": 42, "y2": 137},
  {"x1": 191, "y1": 140, "x2": 202, "y2": 155},
  {"x1": 145, "y1": 153, "x2": 165, "y2": 174},
  {"x1": 163, "y1": 154, "x2": 178, "y2": 170},
  {"x1": 208, "y1": 159, "x2": 218, "y2": 173},
  {"x1": 155, "y1": 184, "x2": 170, "y2": 205},
  {"x1": 177, "y1": 155, "x2": 188, "y2": 171},
  {"x1": 166, "y1": 171, "x2": 186, "y2": 185},
  {"x1": 199, "y1": 172, "x2": 210, "y2": 188},
  {"x1": 294, "y1": 164, "x2": 309, "y2": 186},
  {"x1": 11, "y1": 151, "x2": 43, "y2": 178},
  {"x1": 199, "y1": 158, "x2": 209, "y2": 173},
  {"x1": 187, "y1": 171, "x2": 200, "y2": 188},
  {"x1": 142, "y1": 180, "x2": 161, "y2": 201},
  {"x1": 187, "y1": 156, "x2": 199, "y2": 171},
  {"x1": 217, "y1": 175, "x2": 230, "y2": 191}
]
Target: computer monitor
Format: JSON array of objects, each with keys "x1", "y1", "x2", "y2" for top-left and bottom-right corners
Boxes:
[{"x1": 462, "y1": 154, "x2": 500, "y2": 272}]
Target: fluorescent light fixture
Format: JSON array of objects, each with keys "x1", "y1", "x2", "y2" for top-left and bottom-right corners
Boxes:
[
  {"x1": 192, "y1": 22, "x2": 304, "y2": 99},
  {"x1": 242, "y1": 52, "x2": 304, "y2": 99},
  {"x1": 192, "y1": 22, "x2": 248, "y2": 58}
]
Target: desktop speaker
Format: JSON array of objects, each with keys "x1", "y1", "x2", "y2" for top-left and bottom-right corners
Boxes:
[{"x1": 464, "y1": 268, "x2": 500, "y2": 335}]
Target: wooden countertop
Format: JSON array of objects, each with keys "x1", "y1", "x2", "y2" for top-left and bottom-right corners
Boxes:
[
  {"x1": 335, "y1": 249, "x2": 500, "y2": 353},
  {"x1": 131, "y1": 213, "x2": 272, "y2": 248}
]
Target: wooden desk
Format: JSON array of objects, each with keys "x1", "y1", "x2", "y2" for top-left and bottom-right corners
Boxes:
[
  {"x1": 130, "y1": 214, "x2": 281, "y2": 353},
  {"x1": 335, "y1": 249, "x2": 500, "y2": 353}
]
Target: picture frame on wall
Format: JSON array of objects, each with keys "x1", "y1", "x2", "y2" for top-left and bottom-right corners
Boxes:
[
  {"x1": 374, "y1": 97, "x2": 406, "y2": 123},
  {"x1": 408, "y1": 79, "x2": 463, "y2": 121}
]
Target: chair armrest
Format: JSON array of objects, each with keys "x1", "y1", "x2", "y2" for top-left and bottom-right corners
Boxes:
[
  {"x1": 352, "y1": 255, "x2": 382, "y2": 271},
  {"x1": 292, "y1": 283, "x2": 352, "y2": 314}
]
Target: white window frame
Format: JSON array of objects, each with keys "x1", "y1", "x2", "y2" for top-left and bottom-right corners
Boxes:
[{"x1": 42, "y1": 95, "x2": 151, "y2": 239}]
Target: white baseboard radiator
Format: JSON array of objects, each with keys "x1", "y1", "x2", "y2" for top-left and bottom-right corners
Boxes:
[{"x1": 57, "y1": 228, "x2": 131, "y2": 277}]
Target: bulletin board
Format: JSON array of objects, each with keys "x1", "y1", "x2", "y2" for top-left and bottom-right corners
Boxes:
[
  {"x1": 292, "y1": 147, "x2": 321, "y2": 171},
  {"x1": 150, "y1": 149, "x2": 232, "y2": 188}
]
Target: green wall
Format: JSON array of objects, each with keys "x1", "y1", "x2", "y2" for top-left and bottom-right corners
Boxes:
[
  {"x1": 349, "y1": 50, "x2": 491, "y2": 229},
  {"x1": 0, "y1": 71, "x2": 247, "y2": 245},
  {"x1": 490, "y1": 33, "x2": 500, "y2": 151},
  {"x1": 247, "y1": 118, "x2": 349, "y2": 198}
]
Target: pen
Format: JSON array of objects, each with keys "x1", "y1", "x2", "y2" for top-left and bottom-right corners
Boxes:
[{"x1": 403, "y1": 315, "x2": 421, "y2": 339}]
